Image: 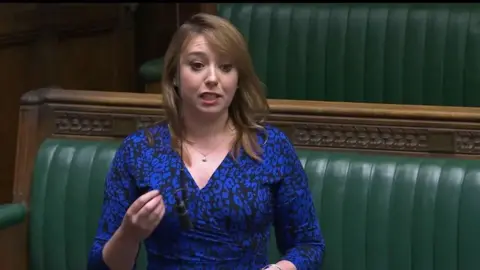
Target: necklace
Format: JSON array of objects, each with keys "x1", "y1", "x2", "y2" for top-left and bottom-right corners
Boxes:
[
  {"x1": 187, "y1": 140, "x2": 224, "y2": 162},
  {"x1": 186, "y1": 134, "x2": 234, "y2": 162},
  {"x1": 187, "y1": 145, "x2": 209, "y2": 162}
]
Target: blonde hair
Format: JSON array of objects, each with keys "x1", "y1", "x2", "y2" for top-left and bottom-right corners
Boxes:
[{"x1": 158, "y1": 13, "x2": 269, "y2": 162}]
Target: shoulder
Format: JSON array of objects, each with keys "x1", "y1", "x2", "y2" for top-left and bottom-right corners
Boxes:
[
  {"x1": 259, "y1": 124, "x2": 298, "y2": 166},
  {"x1": 256, "y1": 124, "x2": 303, "y2": 179},
  {"x1": 125, "y1": 122, "x2": 168, "y2": 146},
  {"x1": 261, "y1": 124, "x2": 295, "y2": 153},
  {"x1": 115, "y1": 122, "x2": 170, "y2": 164}
]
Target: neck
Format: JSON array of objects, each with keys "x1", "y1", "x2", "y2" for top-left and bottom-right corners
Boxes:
[{"x1": 182, "y1": 109, "x2": 230, "y2": 142}]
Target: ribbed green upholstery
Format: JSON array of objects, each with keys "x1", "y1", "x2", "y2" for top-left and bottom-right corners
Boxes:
[
  {"x1": 293, "y1": 151, "x2": 480, "y2": 270},
  {"x1": 27, "y1": 138, "x2": 480, "y2": 269},
  {"x1": 218, "y1": 3, "x2": 480, "y2": 105},
  {"x1": 140, "y1": 3, "x2": 480, "y2": 106},
  {"x1": 29, "y1": 139, "x2": 147, "y2": 270}
]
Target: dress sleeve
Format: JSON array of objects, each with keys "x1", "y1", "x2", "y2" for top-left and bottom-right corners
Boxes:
[
  {"x1": 87, "y1": 139, "x2": 139, "y2": 269},
  {"x1": 273, "y1": 133, "x2": 325, "y2": 269}
]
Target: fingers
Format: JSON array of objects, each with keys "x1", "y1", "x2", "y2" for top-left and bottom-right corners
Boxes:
[
  {"x1": 152, "y1": 198, "x2": 165, "y2": 217},
  {"x1": 122, "y1": 190, "x2": 167, "y2": 241},
  {"x1": 128, "y1": 190, "x2": 159, "y2": 214},
  {"x1": 131, "y1": 194, "x2": 165, "y2": 226},
  {"x1": 149, "y1": 201, "x2": 166, "y2": 226},
  {"x1": 125, "y1": 190, "x2": 166, "y2": 237},
  {"x1": 137, "y1": 195, "x2": 162, "y2": 219}
]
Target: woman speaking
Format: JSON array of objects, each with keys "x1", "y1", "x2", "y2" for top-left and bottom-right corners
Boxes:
[{"x1": 88, "y1": 13, "x2": 325, "y2": 270}]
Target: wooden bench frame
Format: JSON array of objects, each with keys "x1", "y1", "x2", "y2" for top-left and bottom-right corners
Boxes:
[{"x1": 3, "y1": 87, "x2": 480, "y2": 269}]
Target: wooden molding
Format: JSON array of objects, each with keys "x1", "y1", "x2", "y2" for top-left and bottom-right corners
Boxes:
[{"x1": 19, "y1": 87, "x2": 480, "y2": 156}]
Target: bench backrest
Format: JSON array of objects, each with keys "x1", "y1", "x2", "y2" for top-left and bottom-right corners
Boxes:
[
  {"x1": 28, "y1": 138, "x2": 480, "y2": 269},
  {"x1": 219, "y1": 3, "x2": 480, "y2": 106}
]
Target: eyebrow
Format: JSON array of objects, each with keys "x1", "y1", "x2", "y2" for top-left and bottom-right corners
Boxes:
[
  {"x1": 185, "y1": 51, "x2": 207, "y2": 58},
  {"x1": 183, "y1": 51, "x2": 232, "y2": 63}
]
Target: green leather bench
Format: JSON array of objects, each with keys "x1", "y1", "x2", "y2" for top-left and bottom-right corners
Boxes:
[
  {"x1": 2, "y1": 137, "x2": 480, "y2": 269},
  {"x1": 141, "y1": 3, "x2": 480, "y2": 106}
]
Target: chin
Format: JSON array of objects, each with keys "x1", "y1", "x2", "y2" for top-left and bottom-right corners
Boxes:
[
  {"x1": 196, "y1": 106, "x2": 225, "y2": 115},
  {"x1": 194, "y1": 103, "x2": 228, "y2": 115}
]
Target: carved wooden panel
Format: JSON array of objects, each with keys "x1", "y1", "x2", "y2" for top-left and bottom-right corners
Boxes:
[
  {"x1": 29, "y1": 87, "x2": 480, "y2": 157},
  {"x1": 52, "y1": 113, "x2": 480, "y2": 155},
  {"x1": 49, "y1": 110, "x2": 480, "y2": 156},
  {"x1": 55, "y1": 112, "x2": 114, "y2": 135},
  {"x1": 269, "y1": 123, "x2": 479, "y2": 155},
  {"x1": 455, "y1": 131, "x2": 480, "y2": 154},
  {"x1": 137, "y1": 116, "x2": 165, "y2": 129},
  {"x1": 288, "y1": 124, "x2": 429, "y2": 151},
  {"x1": 53, "y1": 111, "x2": 164, "y2": 137}
]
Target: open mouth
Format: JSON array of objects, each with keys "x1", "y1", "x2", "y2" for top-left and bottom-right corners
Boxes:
[{"x1": 200, "y1": 93, "x2": 221, "y2": 100}]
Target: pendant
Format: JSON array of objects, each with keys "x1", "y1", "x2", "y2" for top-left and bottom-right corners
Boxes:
[{"x1": 202, "y1": 156, "x2": 207, "y2": 162}]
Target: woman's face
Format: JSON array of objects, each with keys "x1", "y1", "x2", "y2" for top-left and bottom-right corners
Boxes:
[{"x1": 178, "y1": 34, "x2": 239, "y2": 117}]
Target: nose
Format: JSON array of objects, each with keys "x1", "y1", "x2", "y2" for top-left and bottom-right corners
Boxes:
[{"x1": 205, "y1": 65, "x2": 219, "y2": 87}]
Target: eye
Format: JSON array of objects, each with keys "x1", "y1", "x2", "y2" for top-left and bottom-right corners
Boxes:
[
  {"x1": 189, "y1": 62, "x2": 204, "y2": 71},
  {"x1": 219, "y1": 64, "x2": 233, "y2": 73}
]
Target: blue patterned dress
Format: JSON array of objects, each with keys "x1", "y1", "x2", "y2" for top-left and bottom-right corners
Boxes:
[{"x1": 88, "y1": 123, "x2": 325, "y2": 269}]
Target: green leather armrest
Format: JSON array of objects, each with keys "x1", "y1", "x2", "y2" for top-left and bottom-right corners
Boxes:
[
  {"x1": 139, "y1": 57, "x2": 164, "y2": 83},
  {"x1": 0, "y1": 203, "x2": 26, "y2": 230}
]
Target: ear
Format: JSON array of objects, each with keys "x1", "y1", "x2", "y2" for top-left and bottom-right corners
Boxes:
[
  {"x1": 173, "y1": 70, "x2": 181, "y2": 86},
  {"x1": 173, "y1": 77, "x2": 180, "y2": 94},
  {"x1": 174, "y1": 63, "x2": 180, "y2": 88}
]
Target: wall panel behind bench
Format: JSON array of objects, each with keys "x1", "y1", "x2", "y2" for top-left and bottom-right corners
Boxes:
[{"x1": 0, "y1": 3, "x2": 136, "y2": 203}]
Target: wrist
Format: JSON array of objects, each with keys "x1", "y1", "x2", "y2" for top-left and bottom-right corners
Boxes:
[
  {"x1": 116, "y1": 225, "x2": 141, "y2": 246},
  {"x1": 102, "y1": 225, "x2": 141, "y2": 270}
]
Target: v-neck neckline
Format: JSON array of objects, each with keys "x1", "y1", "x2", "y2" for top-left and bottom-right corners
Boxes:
[
  {"x1": 182, "y1": 153, "x2": 231, "y2": 192},
  {"x1": 162, "y1": 123, "x2": 233, "y2": 192}
]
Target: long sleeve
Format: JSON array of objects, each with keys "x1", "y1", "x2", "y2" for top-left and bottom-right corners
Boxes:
[
  {"x1": 273, "y1": 134, "x2": 325, "y2": 270},
  {"x1": 87, "y1": 139, "x2": 138, "y2": 269}
]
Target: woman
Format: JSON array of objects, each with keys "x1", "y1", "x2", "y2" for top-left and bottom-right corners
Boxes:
[{"x1": 88, "y1": 13, "x2": 325, "y2": 270}]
